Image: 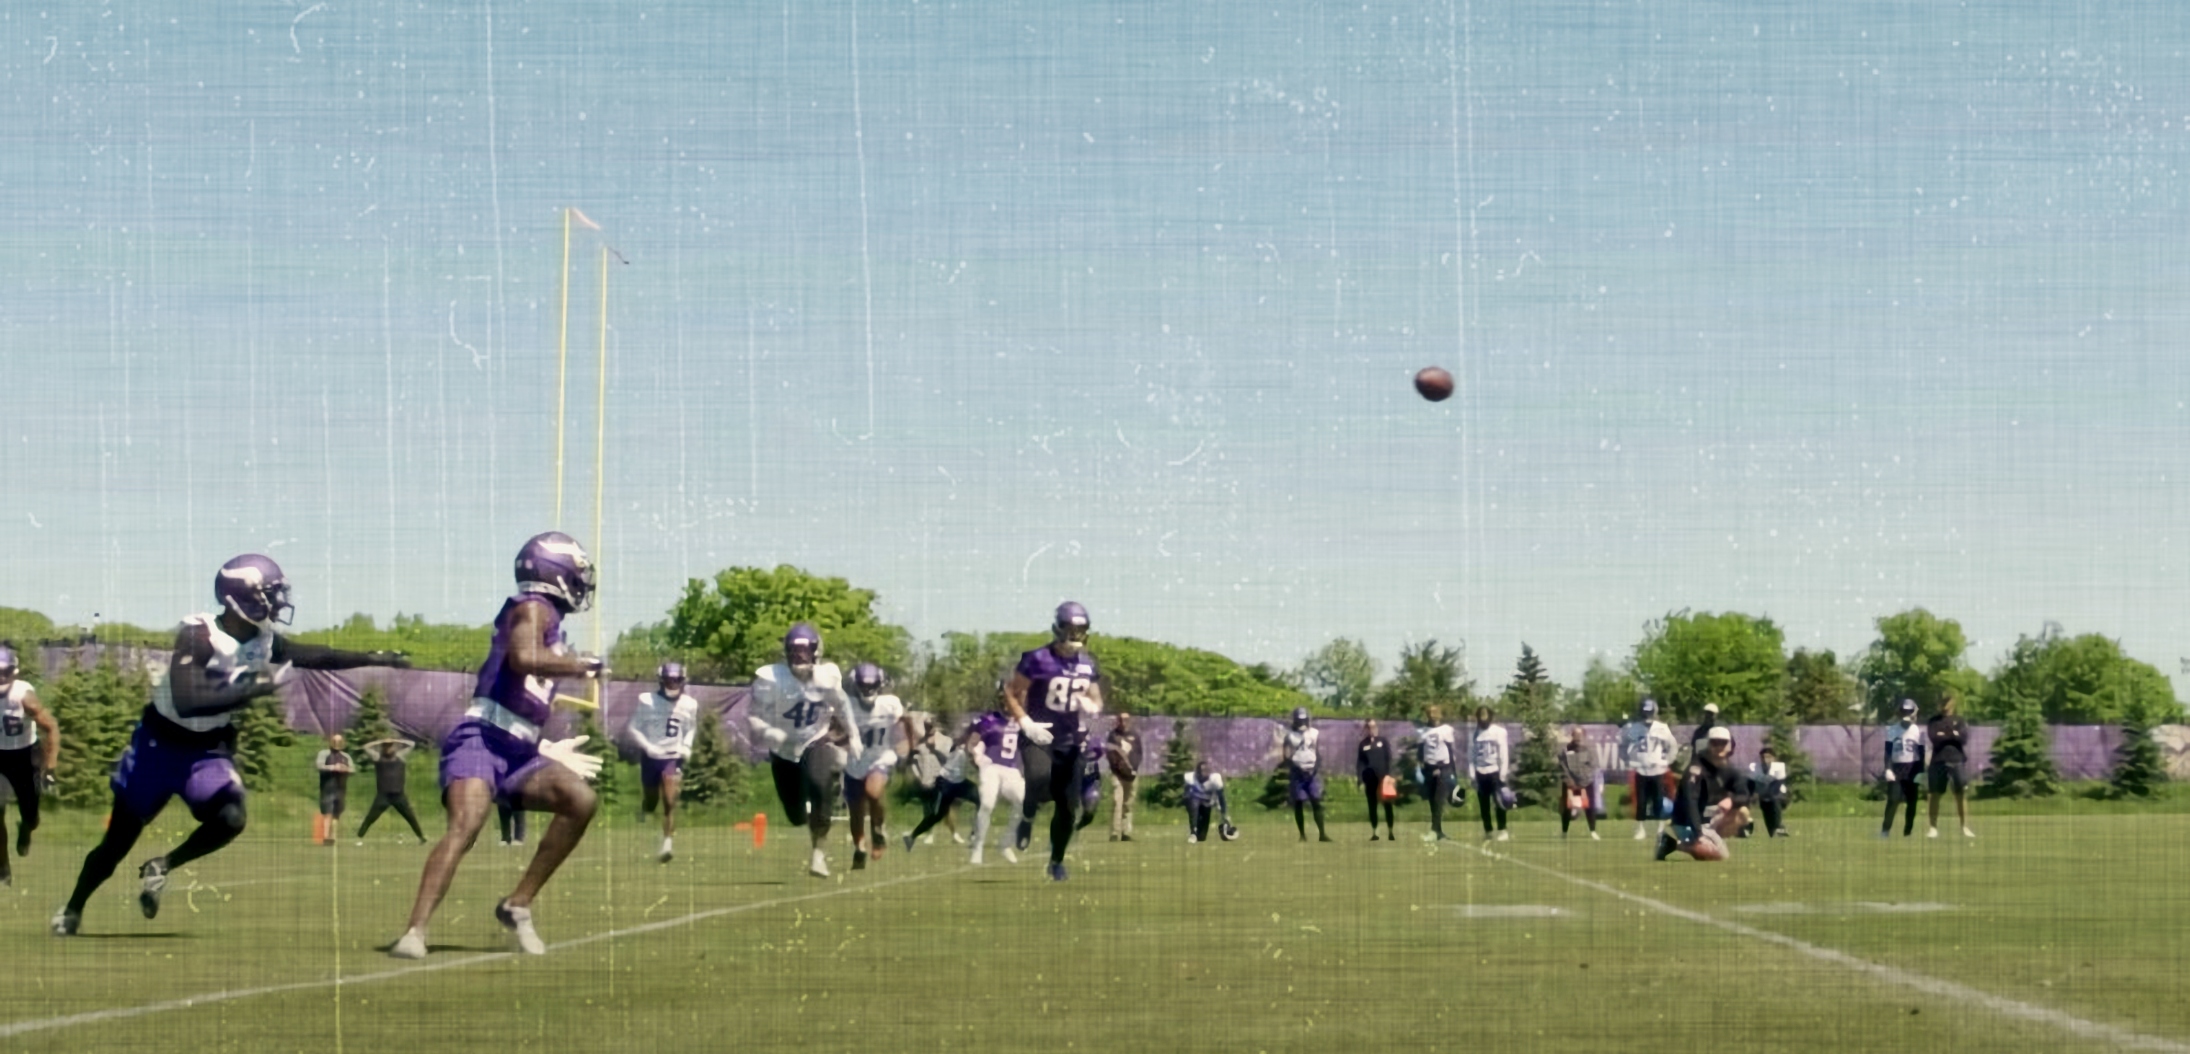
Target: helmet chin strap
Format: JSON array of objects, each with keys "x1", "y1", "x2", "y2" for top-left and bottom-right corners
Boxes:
[{"x1": 790, "y1": 663, "x2": 816, "y2": 681}]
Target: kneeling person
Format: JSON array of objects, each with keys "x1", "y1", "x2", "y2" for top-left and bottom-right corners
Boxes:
[{"x1": 1656, "y1": 727, "x2": 1744, "y2": 862}]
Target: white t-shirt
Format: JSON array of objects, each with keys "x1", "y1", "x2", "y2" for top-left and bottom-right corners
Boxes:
[
  {"x1": 1619, "y1": 719, "x2": 1677, "y2": 776},
  {"x1": 1885, "y1": 721, "x2": 1926, "y2": 766},
  {"x1": 1284, "y1": 726, "x2": 1320, "y2": 771},
  {"x1": 1419, "y1": 724, "x2": 1458, "y2": 766},
  {"x1": 1471, "y1": 724, "x2": 1511, "y2": 776},
  {"x1": 630, "y1": 690, "x2": 700, "y2": 760},
  {"x1": 746, "y1": 662, "x2": 847, "y2": 762},
  {"x1": 0, "y1": 680, "x2": 37, "y2": 750}
]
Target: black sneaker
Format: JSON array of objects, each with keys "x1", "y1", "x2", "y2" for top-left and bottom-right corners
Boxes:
[
  {"x1": 1369, "y1": 833, "x2": 1380, "y2": 841},
  {"x1": 1013, "y1": 819, "x2": 1033, "y2": 853},
  {"x1": 1653, "y1": 833, "x2": 1676, "y2": 861},
  {"x1": 138, "y1": 858, "x2": 169, "y2": 919},
  {"x1": 852, "y1": 849, "x2": 868, "y2": 871},
  {"x1": 1318, "y1": 833, "x2": 1333, "y2": 843},
  {"x1": 1118, "y1": 834, "x2": 1132, "y2": 843},
  {"x1": 15, "y1": 825, "x2": 29, "y2": 857}
]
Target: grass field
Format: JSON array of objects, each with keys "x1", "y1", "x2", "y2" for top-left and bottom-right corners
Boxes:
[{"x1": 5, "y1": 792, "x2": 2189, "y2": 1053}]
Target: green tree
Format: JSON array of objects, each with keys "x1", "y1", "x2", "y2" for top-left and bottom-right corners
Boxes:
[
  {"x1": 1630, "y1": 610, "x2": 1787, "y2": 722},
  {"x1": 231, "y1": 695, "x2": 294, "y2": 793},
  {"x1": 1786, "y1": 648, "x2": 1861, "y2": 723},
  {"x1": 1980, "y1": 691, "x2": 2059, "y2": 799},
  {"x1": 679, "y1": 708, "x2": 748, "y2": 807},
  {"x1": 0, "y1": 608, "x2": 59, "y2": 646},
  {"x1": 1763, "y1": 707, "x2": 1815, "y2": 800},
  {"x1": 292, "y1": 613, "x2": 494, "y2": 674},
  {"x1": 1297, "y1": 639, "x2": 1377, "y2": 711},
  {"x1": 1503, "y1": 645, "x2": 1562, "y2": 809},
  {"x1": 1979, "y1": 627, "x2": 2181, "y2": 725},
  {"x1": 665, "y1": 565, "x2": 913, "y2": 684},
  {"x1": 1573, "y1": 655, "x2": 1641, "y2": 722},
  {"x1": 350, "y1": 685, "x2": 397, "y2": 742},
  {"x1": 1091, "y1": 635, "x2": 1316, "y2": 717},
  {"x1": 41, "y1": 655, "x2": 149, "y2": 807},
  {"x1": 575, "y1": 709, "x2": 624, "y2": 809},
  {"x1": 1858, "y1": 609, "x2": 1986, "y2": 722},
  {"x1": 1372, "y1": 640, "x2": 1473, "y2": 721},
  {"x1": 905, "y1": 631, "x2": 1033, "y2": 721},
  {"x1": 1145, "y1": 719, "x2": 1198, "y2": 809},
  {"x1": 2105, "y1": 712, "x2": 2169, "y2": 800}
]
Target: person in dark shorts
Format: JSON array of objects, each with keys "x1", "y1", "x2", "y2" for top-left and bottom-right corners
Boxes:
[
  {"x1": 0, "y1": 644, "x2": 61, "y2": 885},
  {"x1": 1926, "y1": 694, "x2": 1974, "y2": 839},
  {"x1": 1879, "y1": 698, "x2": 1925, "y2": 839},
  {"x1": 903, "y1": 726, "x2": 977, "y2": 850},
  {"x1": 1356, "y1": 720, "x2": 1395, "y2": 841},
  {"x1": 1746, "y1": 747, "x2": 1790, "y2": 837},
  {"x1": 1417, "y1": 706, "x2": 1459, "y2": 842},
  {"x1": 314, "y1": 734, "x2": 355, "y2": 845},
  {"x1": 1655, "y1": 727, "x2": 1744, "y2": 862},
  {"x1": 357, "y1": 739, "x2": 428, "y2": 843},
  {"x1": 1183, "y1": 759, "x2": 1230, "y2": 844},
  {"x1": 1280, "y1": 707, "x2": 1330, "y2": 842}
]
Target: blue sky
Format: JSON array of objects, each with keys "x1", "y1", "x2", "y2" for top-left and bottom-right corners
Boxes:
[{"x1": 3, "y1": 0, "x2": 2187, "y2": 691}]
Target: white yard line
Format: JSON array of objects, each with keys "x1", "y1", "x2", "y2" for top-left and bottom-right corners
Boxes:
[
  {"x1": 1475, "y1": 845, "x2": 2190, "y2": 1053},
  {"x1": 2, "y1": 866, "x2": 966, "y2": 1040}
]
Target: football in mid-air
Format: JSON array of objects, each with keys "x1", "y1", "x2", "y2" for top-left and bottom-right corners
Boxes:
[{"x1": 1414, "y1": 366, "x2": 1454, "y2": 402}]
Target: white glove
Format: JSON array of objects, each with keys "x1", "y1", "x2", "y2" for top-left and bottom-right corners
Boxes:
[
  {"x1": 761, "y1": 727, "x2": 789, "y2": 749},
  {"x1": 1020, "y1": 720, "x2": 1054, "y2": 746},
  {"x1": 539, "y1": 736, "x2": 603, "y2": 781}
]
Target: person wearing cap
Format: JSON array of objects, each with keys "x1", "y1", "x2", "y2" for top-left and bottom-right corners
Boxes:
[
  {"x1": 1656, "y1": 726, "x2": 1744, "y2": 861},
  {"x1": 1925, "y1": 693, "x2": 1975, "y2": 839},
  {"x1": 629, "y1": 662, "x2": 699, "y2": 863},
  {"x1": 1557, "y1": 726, "x2": 1602, "y2": 840},
  {"x1": 1280, "y1": 707, "x2": 1330, "y2": 842},
  {"x1": 1469, "y1": 705, "x2": 1512, "y2": 841},
  {"x1": 1618, "y1": 698, "x2": 1678, "y2": 840},
  {"x1": 1880, "y1": 699, "x2": 1926, "y2": 839},
  {"x1": 1688, "y1": 703, "x2": 1722, "y2": 756}
]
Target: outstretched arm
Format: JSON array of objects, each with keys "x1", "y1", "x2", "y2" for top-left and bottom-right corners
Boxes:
[{"x1": 273, "y1": 636, "x2": 411, "y2": 671}]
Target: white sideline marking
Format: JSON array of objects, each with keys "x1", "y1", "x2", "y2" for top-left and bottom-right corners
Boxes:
[
  {"x1": 1, "y1": 866, "x2": 966, "y2": 1040},
  {"x1": 1476, "y1": 846, "x2": 2190, "y2": 1053},
  {"x1": 1732, "y1": 901, "x2": 1957, "y2": 916},
  {"x1": 1450, "y1": 904, "x2": 1566, "y2": 918}
]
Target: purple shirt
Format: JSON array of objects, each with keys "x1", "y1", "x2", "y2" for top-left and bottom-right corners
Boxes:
[
  {"x1": 1016, "y1": 646, "x2": 1100, "y2": 749},
  {"x1": 975, "y1": 711, "x2": 1021, "y2": 768},
  {"x1": 471, "y1": 594, "x2": 565, "y2": 727}
]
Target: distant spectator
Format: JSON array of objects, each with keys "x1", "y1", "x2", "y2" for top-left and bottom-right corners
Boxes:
[
  {"x1": 497, "y1": 802, "x2": 526, "y2": 848},
  {"x1": 314, "y1": 735, "x2": 354, "y2": 846},
  {"x1": 1417, "y1": 706, "x2": 1459, "y2": 842},
  {"x1": 1183, "y1": 760, "x2": 1231, "y2": 844},
  {"x1": 1104, "y1": 713, "x2": 1142, "y2": 842},
  {"x1": 1880, "y1": 699, "x2": 1925, "y2": 839},
  {"x1": 1282, "y1": 708, "x2": 1331, "y2": 842},
  {"x1": 1470, "y1": 706, "x2": 1511, "y2": 841},
  {"x1": 356, "y1": 740, "x2": 428, "y2": 843},
  {"x1": 1688, "y1": 704, "x2": 1722, "y2": 756},
  {"x1": 1356, "y1": 720, "x2": 1395, "y2": 841},
  {"x1": 1746, "y1": 747, "x2": 1789, "y2": 838},
  {"x1": 1558, "y1": 726, "x2": 1602, "y2": 840},
  {"x1": 1619, "y1": 698, "x2": 1677, "y2": 840},
  {"x1": 1926, "y1": 694, "x2": 1974, "y2": 839}
]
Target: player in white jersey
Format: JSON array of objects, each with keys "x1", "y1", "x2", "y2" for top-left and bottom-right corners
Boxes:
[
  {"x1": 629, "y1": 662, "x2": 699, "y2": 863},
  {"x1": 1470, "y1": 706, "x2": 1513, "y2": 841},
  {"x1": 968, "y1": 710, "x2": 1027, "y2": 866},
  {"x1": 0, "y1": 645, "x2": 60, "y2": 886},
  {"x1": 746, "y1": 623, "x2": 853, "y2": 878},
  {"x1": 1279, "y1": 707, "x2": 1330, "y2": 842},
  {"x1": 1879, "y1": 698, "x2": 1926, "y2": 839},
  {"x1": 1618, "y1": 698, "x2": 1678, "y2": 840},
  {"x1": 1416, "y1": 705, "x2": 1459, "y2": 842},
  {"x1": 903, "y1": 725, "x2": 977, "y2": 850},
  {"x1": 842, "y1": 662, "x2": 912, "y2": 870}
]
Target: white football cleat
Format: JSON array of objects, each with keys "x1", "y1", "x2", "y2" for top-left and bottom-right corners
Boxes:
[
  {"x1": 1589, "y1": 831, "x2": 1601, "y2": 841},
  {"x1": 495, "y1": 900, "x2": 546, "y2": 955},
  {"x1": 389, "y1": 928, "x2": 428, "y2": 960},
  {"x1": 658, "y1": 837, "x2": 674, "y2": 863},
  {"x1": 1962, "y1": 827, "x2": 1976, "y2": 839},
  {"x1": 949, "y1": 833, "x2": 964, "y2": 845},
  {"x1": 969, "y1": 847, "x2": 985, "y2": 866},
  {"x1": 1926, "y1": 826, "x2": 1939, "y2": 839},
  {"x1": 809, "y1": 849, "x2": 830, "y2": 878},
  {"x1": 1495, "y1": 830, "x2": 1510, "y2": 842},
  {"x1": 1001, "y1": 846, "x2": 1019, "y2": 864},
  {"x1": 1633, "y1": 824, "x2": 1647, "y2": 840}
]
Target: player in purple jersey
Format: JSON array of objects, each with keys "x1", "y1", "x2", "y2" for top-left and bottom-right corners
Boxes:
[
  {"x1": 51, "y1": 555, "x2": 406, "y2": 936},
  {"x1": 968, "y1": 709, "x2": 1027, "y2": 866},
  {"x1": 1002, "y1": 601, "x2": 1104, "y2": 882},
  {"x1": 389, "y1": 533, "x2": 608, "y2": 959}
]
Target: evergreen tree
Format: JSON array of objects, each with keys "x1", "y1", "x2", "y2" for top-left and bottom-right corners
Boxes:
[
  {"x1": 1504, "y1": 645, "x2": 1562, "y2": 809},
  {"x1": 1979, "y1": 694, "x2": 2058, "y2": 799},
  {"x1": 2107, "y1": 712, "x2": 2168, "y2": 799},
  {"x1": 231, "y1": 693, "x2": 294, "y2": 793},
  {"x1": 680, "y1": 707, "x2": 748, "y2": 806},
  {"x1": 42, "y1": 655, "x2": 148, "y2": 807},
  {"x1": 576, "y1": 709, "x2": 623, "y2": 809},
  {"x1": 1764, "y1": 707, "x2": 1815, "y2": 801},
  {"x1": 350, "y1": 685, "x2": 397, "y2": 743},
  {"x1": 1144, "y1": 719, "x2": 1197, "y2": 809}
]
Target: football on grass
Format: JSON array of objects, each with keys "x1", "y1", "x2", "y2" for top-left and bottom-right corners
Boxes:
[{"x1": 1414, "y1": 366, "x2": 1454, "y2": 402}]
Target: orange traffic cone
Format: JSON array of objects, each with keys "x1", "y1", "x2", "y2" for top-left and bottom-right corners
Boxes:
[{"x1": 733, "y1": 812, "x2": 767, "y2": 849}]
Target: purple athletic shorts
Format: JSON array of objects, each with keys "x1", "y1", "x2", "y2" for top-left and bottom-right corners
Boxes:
[
  {"x1": 1289, "y1": 767, "x2": 1325, "y2": 804},
  {"x1": 641, "y1": 755, "x2": 683, "y2": 791},
  {"x1": 111, "y1": 722, "x2": 244, "y2": 821},
  {"x1": 440, "y1": 720, "x2": 551, "y2": 803}
]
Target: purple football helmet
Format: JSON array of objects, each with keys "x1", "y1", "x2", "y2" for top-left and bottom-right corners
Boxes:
[
  {"x1": 658, "y1": 662, "x2": 687, "y2": 695},
  {"x1": 784, "y1": 623, "x2": 821, "y2": 673},
  {"x1": 216, "y1": 554, "x2": 295, "y2": 628},
  {"x1": 1052, "y1": 601, "x2": 1091, "y2": 656},
  {"x1": 850, "y1": 661, "x2": 887, "y2": 696},
  {"x1": 514, "y1": 532, "x2": 595, "y2": 613},
  {"x1": 0, "y1": 644, "x2": 17, "y2": 687}
]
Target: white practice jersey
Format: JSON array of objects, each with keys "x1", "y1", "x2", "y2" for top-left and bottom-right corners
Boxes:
[
  {"x1": 152, "y1": 613, "x2": 278, "y2": 734},
  {"x1": 1749, "y1": 760, "x2": 1788, "y2": 782},
  {"x1": 939, "y1": 744, "x2": 970, "y2": 784},
  {"x1": 1419, "y1": 724, "x2": 1458, "y2": 766},
  {"x1": 1885, "y1": 721, "x2": 1926, "y2": 765},
  {"x1": 0, "y1": 680, "x2": 37, "y2": 751},
  {"x1": 1471, "y1": 724, "x2": 1511, "y2": 776},
  {"x1": 747, "y1": 662, "x2": 847, "y2": 762},
  {"x1": 1619, "y1": 720, "x2": 1677, "y2": 776},
  {"x1": 1284, "y1": 726, "x2": 1321, "y2": 771},
  {"x1": 630, "y1": 690, "x2": 700, "y2": 760},
  {"x1": 844, "y1": 691, "x2": 906, "y2": 778}
]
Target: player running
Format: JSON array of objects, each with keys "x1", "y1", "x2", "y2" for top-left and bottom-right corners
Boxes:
[
  {"x1": 1002, "y1": 601, "x2": 1104, "y2": 882},
  {"x1": 967, "y1": 708, "x2": 1026, "y2": 866},
  {"x1": 903, "y1": 725, "x2": 977, "y2": 851},
  {"x1": 630, "y1": 662, "x2": 699, "y2": 863},
  {"x1": 843, "y1": 662, "x2": 911, "y2": 870},
  {"x1": 1619, "y1": 698, "x2": 1677, "y2": 840},
  {"x1": 747, "y1": 623, "x2": 853, "y2": 878},
  {"x1": 0, "y1": 645, "x2": 60, "y2": 886},
  {"x1": 389, "y1": 533, "x2": 608, "y2": 959},
  {"x1": 53, "y1": 555, "x2": 407, "y2": 936},
  {"x1": 1280, "y1": 707, "x2": 1330, "y2": 842}
]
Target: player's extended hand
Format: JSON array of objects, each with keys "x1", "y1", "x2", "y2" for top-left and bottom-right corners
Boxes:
[
  {"x1": 368, "y1": 650, "x2": 413, "y2": 668},
  {"x1": 539, "y1": 736, "x2": 603, "y2": 781},
  {"x1": 1019, "y1": 720, "x2": 1054, "y2": 746},
  {"x1": 578, "y1": 655, "x2": 609, "y2": 680}
]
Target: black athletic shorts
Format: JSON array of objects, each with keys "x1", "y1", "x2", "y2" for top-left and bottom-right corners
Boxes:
[{"x1": 1926, "y1": 758, "x2": 1967, "y2": 795}]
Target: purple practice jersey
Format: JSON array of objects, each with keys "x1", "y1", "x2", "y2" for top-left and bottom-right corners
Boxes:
[
  {"x1": 1016, "y1": 646, "x2": 1100, "y2": 749},
  {"x1": 975, "y1": 711, "x2": 1021, "y2": 768},
  {"x1": 472, "y1": 594, "x2": 565, "y2": 728}
]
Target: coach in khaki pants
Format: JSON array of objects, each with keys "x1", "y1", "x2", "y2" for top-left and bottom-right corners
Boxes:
[{"x1": 1106, "y1": 713, "x2": 1143, "y2": 841}]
